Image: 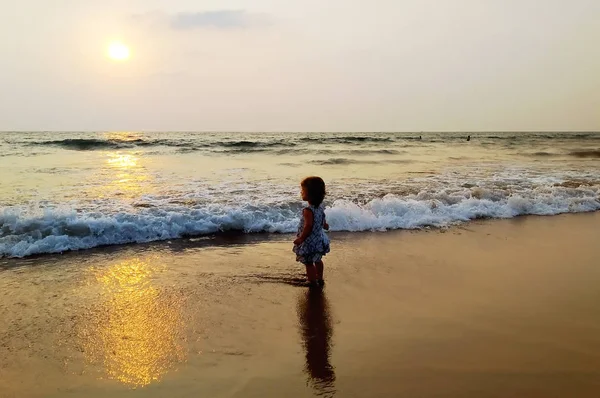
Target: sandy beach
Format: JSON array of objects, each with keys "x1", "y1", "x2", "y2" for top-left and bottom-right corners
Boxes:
[{"x1": 1, "y1": 212, "x2": 600, "y2": 397}]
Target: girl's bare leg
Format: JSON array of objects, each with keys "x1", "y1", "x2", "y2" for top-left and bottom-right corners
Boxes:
[
  {"x1": 305, "y1": 263, "x2": 317, "y2": 283},
  {"x1": 315, "y1": 260, "x2": 324, "y2": 281}
]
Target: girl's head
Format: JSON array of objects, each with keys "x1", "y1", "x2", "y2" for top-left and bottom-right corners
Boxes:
[{"x1": 300, "y1": 176, "x2": 326, "y2": 206}]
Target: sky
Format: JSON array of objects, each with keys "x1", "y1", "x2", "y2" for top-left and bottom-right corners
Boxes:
[{"x1": 0, "y1": 0, "x2": 599, "y2": 132}]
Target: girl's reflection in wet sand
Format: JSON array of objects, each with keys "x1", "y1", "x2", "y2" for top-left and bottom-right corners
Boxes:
[{"x1": 297, "y1": 288, "x2": 336, "y2": 396}]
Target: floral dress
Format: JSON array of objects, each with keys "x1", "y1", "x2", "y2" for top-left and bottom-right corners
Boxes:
[{"x1": 293, "y1": 204, "x2": 330, "y2": 264}]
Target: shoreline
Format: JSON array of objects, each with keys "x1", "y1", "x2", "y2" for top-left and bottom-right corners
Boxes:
[
  {"x1": 1, "y1": 211, "x2": 600, "y2": 397},
  {"x1": 2, "y1": 210, "x2": 599, "y2": 264}
]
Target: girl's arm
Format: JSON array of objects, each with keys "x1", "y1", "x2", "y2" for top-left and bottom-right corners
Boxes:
[
  {"x1": 293, "y1": 208, "x2": 313, "y2": 245},
  {"x1": 323, "y1": 215, "x2": 329, "y2": 231}
]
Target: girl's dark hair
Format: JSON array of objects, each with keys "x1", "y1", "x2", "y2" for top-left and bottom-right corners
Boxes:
[{"x1": 301, "y1": 176, "x2": 326, "y2": 206}]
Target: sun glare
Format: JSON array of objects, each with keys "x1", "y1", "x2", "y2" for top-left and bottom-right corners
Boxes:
[{"x1": 108, "y1": 42, "x2": 131, "y2": 61}]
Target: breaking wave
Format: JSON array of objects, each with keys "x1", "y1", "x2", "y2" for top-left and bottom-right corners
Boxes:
[{"x1": 2, "y1": 182, "x2": 599, "y2": 258}]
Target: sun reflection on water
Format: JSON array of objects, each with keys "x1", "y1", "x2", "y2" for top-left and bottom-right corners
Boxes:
[
  {"x1": 104, "y1": 131, "x2": 143, "y2": 142},
  {"x1": 96, "y1": 151, "x2": 152, "y2": 200},
  {"x1": 81, "y1": 258, "x2": 186, "y2": 387},
  {"x1": 107, "y1": 153, "x2": 139, "y2": 169},
  {"x1": 72, "y1": 132, "x2": 156, "y2": 201}
]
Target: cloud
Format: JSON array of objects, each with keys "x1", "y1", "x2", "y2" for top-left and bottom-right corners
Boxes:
[
  {"x1": 132, "y1": 10, "x2": 271, "y2": 30},
  {"x1": 171, "y1": 10, "x2": 256, "y2": 29}
]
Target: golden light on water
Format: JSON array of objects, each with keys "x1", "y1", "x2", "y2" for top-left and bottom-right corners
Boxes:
[
  {"x1": 107, "y1": 153, "x2": 138, "y2": 169},
  {"x1": 107, "y1": 41, "x2": 131, "y2": 61},
  {"x1": 101, "y1": 151, "x2": 151, "y2": 199},
  {"x1": 77, "y1": 133, "x2": 155, "y2": 203},
  {"x1": 81, "y1": 258, "x2": 186, "y2": 387}
]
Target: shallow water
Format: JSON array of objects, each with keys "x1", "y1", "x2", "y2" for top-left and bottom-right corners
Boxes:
[{"x1": 1, "y1": 131, "x2": 599, "y2": 257}]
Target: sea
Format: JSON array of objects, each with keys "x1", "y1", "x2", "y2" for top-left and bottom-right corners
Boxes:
[{"x1": 1, "y1": 131, "x2": 599, "y2": 258}]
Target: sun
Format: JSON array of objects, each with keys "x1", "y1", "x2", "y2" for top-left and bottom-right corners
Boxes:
[{"x1": 107, "y1": 42, "x2": 131, "y2": 61}]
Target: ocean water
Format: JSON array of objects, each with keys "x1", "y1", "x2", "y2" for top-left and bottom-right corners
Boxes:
[{"x1": 1, "y1": 131, "x2": 599, "y2": 258}]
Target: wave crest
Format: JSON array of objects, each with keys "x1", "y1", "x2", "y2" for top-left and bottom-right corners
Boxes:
[{"x1": 2, "y1": 183, "x2": 599, "y2": 258}]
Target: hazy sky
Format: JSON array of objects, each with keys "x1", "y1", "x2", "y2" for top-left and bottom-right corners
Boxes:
[{"x1": 1, "y1": 0, "x2": 599, "y2": 131}]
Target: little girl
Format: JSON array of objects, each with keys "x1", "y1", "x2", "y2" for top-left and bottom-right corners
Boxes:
[{"x1": 293, "y1": 176, "x2": 330, "y2": 287}]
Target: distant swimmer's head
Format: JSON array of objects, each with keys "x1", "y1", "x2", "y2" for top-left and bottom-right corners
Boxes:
[{"x1": 301, "y1": 176, "x2": 326, "y2": 206}]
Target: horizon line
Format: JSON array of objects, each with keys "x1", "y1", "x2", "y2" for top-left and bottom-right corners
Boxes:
[{"x1": 1, "y1": 130, "x2": 599, "y2": 134}]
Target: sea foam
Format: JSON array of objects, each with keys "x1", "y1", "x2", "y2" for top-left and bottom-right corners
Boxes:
[{"x1": 2, "y1": 184, "x2": 599, "y2": 258}]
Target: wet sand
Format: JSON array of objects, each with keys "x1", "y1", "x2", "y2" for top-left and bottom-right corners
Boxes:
[{"x1": 1, "y1": 212, "x2": 600, "y2": 397}]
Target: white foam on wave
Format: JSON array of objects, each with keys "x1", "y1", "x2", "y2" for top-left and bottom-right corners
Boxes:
[
  {"x1": 327, "y1": 189, "x2": 600, "y2": 231},
  {"x1": 0, "y1": 205, "x2": 298, "y2": 258},
  {"x1": 2, "y1": 183, "x2": 599, "y2": 258}
]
